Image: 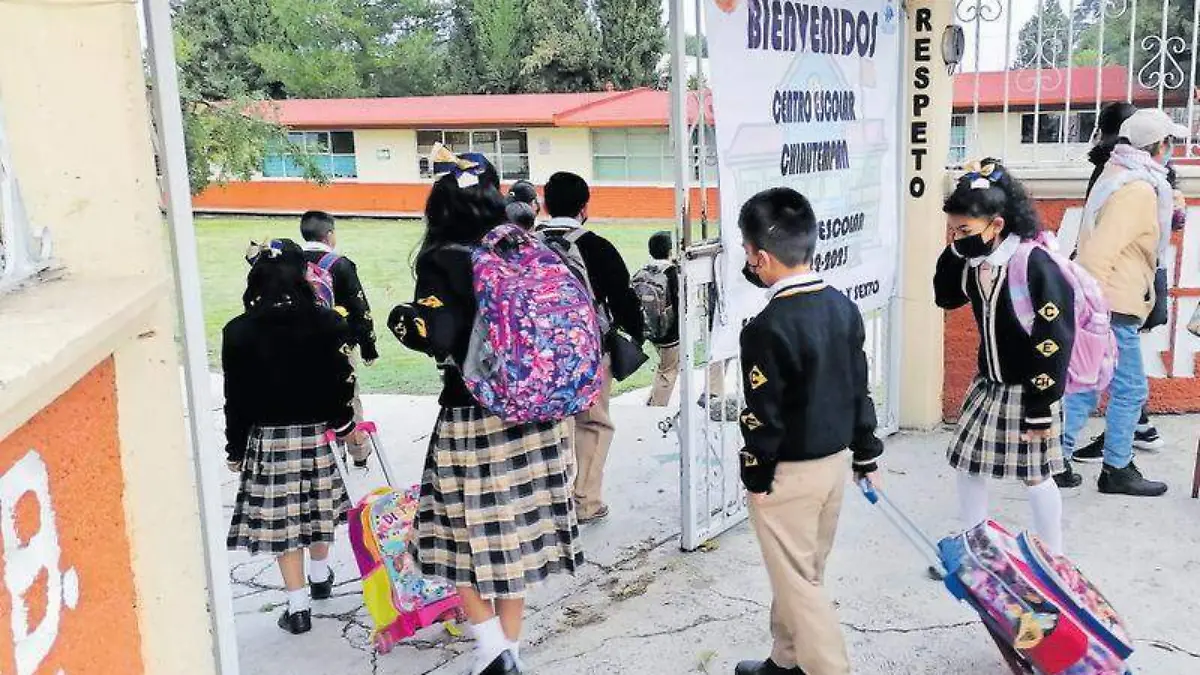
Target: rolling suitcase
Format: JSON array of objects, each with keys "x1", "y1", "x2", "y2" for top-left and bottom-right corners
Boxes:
[
  {"x1": 857, "y1": 480, "x2": 1134, "y2": 675},
  {"x1": 328, "y1": 421, "x2": 464, "y2": 653}
]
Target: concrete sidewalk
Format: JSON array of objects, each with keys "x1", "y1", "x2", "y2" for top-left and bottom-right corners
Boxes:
[{"x1": 220, "y1": 391, "x2": 1200, "y2": 675}]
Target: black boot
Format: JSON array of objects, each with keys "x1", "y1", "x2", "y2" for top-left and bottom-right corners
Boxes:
[
  {"x1": 310, "y1": 569, "x2": 335, "y2": 600},
  {"x1": 1098, "y1": 462, "x2": 1168, "y2": 497},
  {"x1": 734, "y1": 659, "x2": 804, "y2": 675},
  {"x1": 277, "y1": 609, "x2": 313, "y2": 635},
  {"x1": 479, "y1": 650, "x2": 521, "y2": 675},
  {"x1": 1053, "y1": 461, "x2": 1083, "y2": 489}
]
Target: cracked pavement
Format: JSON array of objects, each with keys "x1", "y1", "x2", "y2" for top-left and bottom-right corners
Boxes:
[{"x1": 218, "y1": 385, "x2": 1200, "y2": 674}]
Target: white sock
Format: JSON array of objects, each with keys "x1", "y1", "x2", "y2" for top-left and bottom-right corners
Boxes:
[
  {"x1": 469, "y1": 617, "x2": 508, "y2": 675},
  {"x1": 956, "y1": 472, "x2": 990, "y2": 530},
  {"x1": 287, "y1": 588, "x2": 311, "y2": 614},
  {"x1": 1027, "y1": 479, "x2": 1064, "y2": 556},
  {"x1": 309, "y1": 553, "x2": 330, "y2": 583}
]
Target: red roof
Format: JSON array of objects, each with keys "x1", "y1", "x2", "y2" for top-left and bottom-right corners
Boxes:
[
  {"x1": 951, "y1": 66, "x2": 1188, "y2": 112},
  {"x1": 253, "y1": 67, "x2": 1190, "y2": 130},
  {"x1": 255, "y1": 88, "x2": 713, "y2": 129},
  {"x1": 260, "y1": 92, "x2": 618, "y2": 129}
]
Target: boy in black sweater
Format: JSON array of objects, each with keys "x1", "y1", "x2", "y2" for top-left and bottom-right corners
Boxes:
[
  {"x1": 300, "y1": 210, "x2": 378, "y2": 463},
  {"x1": 540, "y1": 172, "x2": 645, "y2": 523},
  {"x1": 736, "y1": 188, "x2": 883, "y2": 675}
]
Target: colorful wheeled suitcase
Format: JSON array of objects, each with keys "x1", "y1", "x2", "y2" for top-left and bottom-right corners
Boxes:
[
  {"x1": 329, "y1": 421, "x2": 464, "y2": 653},
  {"x1": 858, "y1": 481, "x2": 1134, "y2": 675}
]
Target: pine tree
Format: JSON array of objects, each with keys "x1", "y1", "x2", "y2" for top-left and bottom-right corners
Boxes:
[
  {"x1": 521, "y1": 0, "x2": 604, "y2": 92},
  {"x1": 1012, "y1": 0, "x2": 1070, "y2": 69},
  {"x1": 595, "y1": 0, "x2": 666, "y2": 89}
]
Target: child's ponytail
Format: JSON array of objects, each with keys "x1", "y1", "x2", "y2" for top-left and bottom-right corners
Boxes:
[{"x1": 943, "y1": 158, "x2": 1042, "y2": 240}]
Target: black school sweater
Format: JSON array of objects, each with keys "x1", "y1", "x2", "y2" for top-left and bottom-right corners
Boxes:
[
  {"x1": 386, "y1": 246, "x2": 477, "y2": 408},
  {"x1": 738, "y1": 275, "x2": 884, "y2": 474},
  {"x1": 934, "y1": 240, "x2": 1075, "y2": 431},
  {"x1": 302, "y1": 246, "x2": 379, "y2": 361},
  {"x1": 222, "y1": 304, "x2": 357, "y2": 463}
]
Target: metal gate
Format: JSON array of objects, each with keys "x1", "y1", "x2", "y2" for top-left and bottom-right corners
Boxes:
[{"x1": 667, "y1": 0, "x2": 904, "y2": 551}]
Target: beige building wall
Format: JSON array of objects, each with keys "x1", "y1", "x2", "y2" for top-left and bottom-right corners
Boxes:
[
  {"x1": 961, "y1": 111, "x2": 1093, "y2": 166},
  {"x1": 529, "y1": 127, "x2": 593, "y2": 183},
  {"x1": 0, "y1": 1, "x2": 218, "y2": 673},
  {"x1": 355, "y1": 128, "x2": 421, "y2": 183}
]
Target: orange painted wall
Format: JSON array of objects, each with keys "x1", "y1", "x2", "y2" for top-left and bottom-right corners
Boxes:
[
  {"x1": 943, "y1": 198, "x2": 1200, "y2": 420},
  {"x1": 0, "y1": 359, "x2": 143, "y2": 674},
  {"x1": 193, "y1": 180, "x2": 721, "y2": 220}
]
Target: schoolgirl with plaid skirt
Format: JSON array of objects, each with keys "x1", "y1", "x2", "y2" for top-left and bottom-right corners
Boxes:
[
  {"x1": 223, "y1": 238, "x2": 365, "y2": 636},
  {"x1": 388, "y1": 151, "x2": 580, "y2": 675},
  {"x1": 934, "y1": 160, "x2": 1075, "y2": 555}
]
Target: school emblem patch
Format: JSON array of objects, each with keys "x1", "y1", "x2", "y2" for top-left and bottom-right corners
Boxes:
[
  {"x1": 418, "y1": 295, "x2": 444, "y2": 309},
  {"x1": 740, "y1": 411, "x2": 763, "y2": 430},
  {"x1": 1038, "y1": 302, "x2": 1061, "y2": 322},
  {"x1": 1035, "y1": 339, "x2": 1060, "y2": 357},
  {"x1": 748, "y1": 366, "x2": 768, "y2": 390},
  {"x1": 1032, "y1": 373, "x2": 1056, "y2": 391}
]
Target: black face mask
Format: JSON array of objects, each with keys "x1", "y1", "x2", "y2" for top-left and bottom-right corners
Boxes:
[
  {"x1": 742, "y1": 262, "x2": 768, "y2": 288},
  {"x1": 953, "y1": 233, "x2": 994, "y2": 259}
]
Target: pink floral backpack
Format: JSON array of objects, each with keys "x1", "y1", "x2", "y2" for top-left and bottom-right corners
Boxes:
[
  {"x1": 460, "y1": 223, "x2": 604, "y2": 422},
  {"x1": 1008, "y1": 232, "x2": 1117, "y2": 394}
]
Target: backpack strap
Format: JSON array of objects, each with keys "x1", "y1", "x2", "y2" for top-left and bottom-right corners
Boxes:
[
  {"x1": 1007, "y1": 242, "x2": 1039, "y2": 335},
  {"x1": 562, "y1": 228, "x2": 587, "y2": 245},
  {"x1": 317, "y1": 252, "x2": 341, "y2": 271}
]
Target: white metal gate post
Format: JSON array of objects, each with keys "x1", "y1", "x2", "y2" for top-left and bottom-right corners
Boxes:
[{"x1": 142, "y1": 1, "x2": 241, "y2": 673}]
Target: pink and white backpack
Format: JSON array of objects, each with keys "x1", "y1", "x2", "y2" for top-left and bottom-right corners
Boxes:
[
  {"x1": 1008, "y1": 232, "x2": 1116, "y2": 395},
  {"x1": 305, "y1": 252, "x2": 339, "y2": 309},
  {"x1": 460, "y1": 223, "x2": 604, "y2": 423}
]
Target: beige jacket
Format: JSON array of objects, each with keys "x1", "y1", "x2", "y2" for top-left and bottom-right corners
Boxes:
[{"x1": 1076, "y1": 180, "x2": 1160, "y2": 320}]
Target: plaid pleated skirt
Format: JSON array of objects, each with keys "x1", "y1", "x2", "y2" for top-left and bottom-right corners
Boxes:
[
  {"x1": 227, "y1": 424, "x2": 349, "y2": 555},
  {"x1": 413, "y1": 406, "x2": 582, "y2": 600},
  {"x1": 948, "y1": 378, "x2": 1066, "y2": 481}
]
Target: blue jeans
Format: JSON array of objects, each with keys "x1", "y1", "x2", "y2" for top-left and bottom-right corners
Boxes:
[{"x1": 1063, "y1": 322, "x2": 1148, "y2": 469}]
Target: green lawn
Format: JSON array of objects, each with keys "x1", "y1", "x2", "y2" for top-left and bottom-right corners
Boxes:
[{"x1": 197, "y1": 215, "x2": 670, "y2": 396}]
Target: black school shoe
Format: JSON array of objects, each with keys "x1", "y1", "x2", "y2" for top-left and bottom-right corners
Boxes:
[
  {"x1": 310, "y1": 570, "x2": 335, "y2": 600},
  {"x1": 1053, "y1": 461, "x2": 1083, "y2": 489},
  {"x1": 1075, "y1": 428, "x2": 1164, "y2": 463},
  {"x1": 278, "y1": 609, "x2": 313, "y2": 635},
  {"x1": 734, "y1": 659, "x2": 805, "y2": 675},
  {"x1": 479, "y1": 650, "x2": 521, "y2": 675},
  {"x1": 1098, "y1": 462, "x2": 1168, "y2": 497}
]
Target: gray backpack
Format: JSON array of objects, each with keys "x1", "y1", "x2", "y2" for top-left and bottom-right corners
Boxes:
[
  {"x1": 535, "y1": 226, "x2": 612, "y2": 335},
  {"x1": 632, "y1": 261, "x2": 675, "y2": 343}
]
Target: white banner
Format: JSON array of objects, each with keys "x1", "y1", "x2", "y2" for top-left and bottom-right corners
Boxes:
[{"x1": 704, "y1": 0, "x2": 904, "y2": 359}]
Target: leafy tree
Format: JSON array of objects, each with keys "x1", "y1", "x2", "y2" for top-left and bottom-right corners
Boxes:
[
  {"x1": 251, "y1": 0, "x2": 449, "y2": 98},
  {"x1": 173, "y1": 0, "x2": 308, "y2": 194},
  {"x1": 685, "y1": 34, "x2": 708, "y2": 58},
  {"x1": 1073, "y1": 0, "x2": 1199, "y2": 88},
  {"x1": 521, "y1": 0, "x2": 604, "y2": 92},
  {"x1": 595, "y1": 0, "x2": 665, "y2": 88},
  {"x1": 1012, "y1": 0, "x2": 1071, "y2": 69}
]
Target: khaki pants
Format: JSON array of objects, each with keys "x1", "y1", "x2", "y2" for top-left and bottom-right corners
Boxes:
[
  {"x1": 573, "y1": 357, "x2": 614, "y2": 517},
  {"x1": 749, "y1": 451, "x2": 851, "y2": 675},
  {"x1": 647, "y1": 344, "x2": 726, "y2": 407}
]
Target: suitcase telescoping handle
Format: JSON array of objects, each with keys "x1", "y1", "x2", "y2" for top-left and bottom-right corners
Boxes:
[
  {"x1": 326, "y1": 421, "x2": 398, "y2": 495},
  {"x1": 858, "y1": 480, "x2": 948, "y2": 578}
]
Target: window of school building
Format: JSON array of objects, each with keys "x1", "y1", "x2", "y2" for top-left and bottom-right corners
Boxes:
[
  {"x1": 416, "y1": 129, "x2": 530, "y2": 181},
  {"x1": 1020, "y1": 112, "x2": 1097, "y2": 145},
  {"x1": 949, "y1": 114, "x2": 969, "y2": 165},
  {"x1": 592, "y1": 128, "x2": 673, "y2": 183},
  {"x1": 592, "y1": 127, "x2": 718, "y2": 184},
  {"x1": 262, "y1": 131, "x2": 357, "y2": 178}
]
